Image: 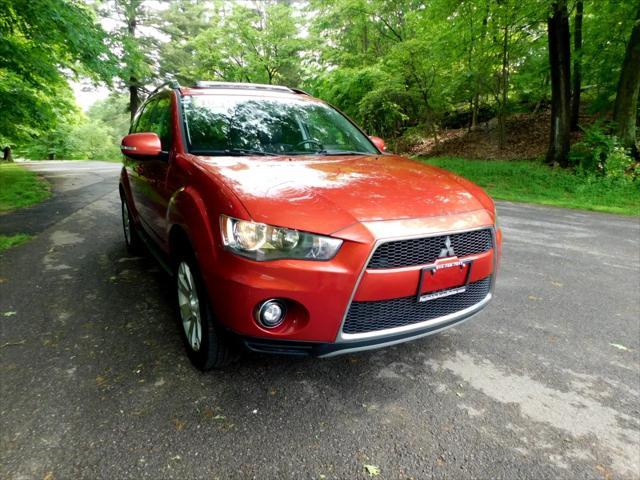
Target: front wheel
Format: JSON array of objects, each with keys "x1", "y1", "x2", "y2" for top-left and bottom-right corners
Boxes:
[
  {"x1": 175, "y1": 253, "x2": 236, "y2": 370},
  {"x1": 121, "y1": 197, "x2": 142, "y2": 255}
]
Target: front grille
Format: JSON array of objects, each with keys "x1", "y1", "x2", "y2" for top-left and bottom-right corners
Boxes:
[
  {"x1": 343, "y1": 276, "x2": 491, "y2": 334},
  {"x1": 368, "y1": 229, "x2": 493, "y2": 269}
]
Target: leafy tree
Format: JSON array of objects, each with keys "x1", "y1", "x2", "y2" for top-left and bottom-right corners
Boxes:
[
  {"x1": 17, "y1": 93, "x2": 128, "y2": 160},
  {"x1": 4, "y1": 0, "x2": 637, "y2": 165},
  {"x1": 98, "y1": 0, "x2": 157, "y2": 119},
  {"x1": 87, "y1": 93, "x2": 131, "y2": 141},
  {"x1": 157, "y1": 1, "x2": 303, "y2": 86},
  {"x1": 0, "y1": 0, "x2": 115, "y2": 145},
  {"x1": 156, "y1": 0, "x2": 211, "y2": 84}
]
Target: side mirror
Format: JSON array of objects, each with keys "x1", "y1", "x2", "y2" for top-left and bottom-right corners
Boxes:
[
  {"x1": 121, "y1": 132, "x2": 161, "y2": 158},
  {"x1": 369, "y1": 135, "x2": 386, "y2": 152}
]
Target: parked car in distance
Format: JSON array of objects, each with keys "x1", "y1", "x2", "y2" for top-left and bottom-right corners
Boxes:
[{"x1": 119, "y1": 81, "x2": 502, "y2": 370}]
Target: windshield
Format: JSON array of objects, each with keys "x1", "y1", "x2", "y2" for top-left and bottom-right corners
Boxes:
[{"x1": 182, "y1": 94, "x2": 379, "y2": 156}]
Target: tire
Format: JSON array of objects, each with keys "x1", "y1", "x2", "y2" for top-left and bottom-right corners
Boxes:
[
  {"x1": 175, "y1": 249, "x2": 237, "y2": 370},
  {"x1": 121, "y1": 196, "x2": 143, "y2": 255}
]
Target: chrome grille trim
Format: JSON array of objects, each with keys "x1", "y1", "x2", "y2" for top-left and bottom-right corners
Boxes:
[
  {"x1": 335, "y1": 226, "x2": 497, "y2": 343},
  {"x1": 343, "y1": 276, "x2": 492, "y2": 334},
  {"x1": 367, "y1": 228, "x2": 493, "y2": 269}
]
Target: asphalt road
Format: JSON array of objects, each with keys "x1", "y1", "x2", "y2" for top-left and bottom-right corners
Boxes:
[{"x1": 1, "y1": 161, "x2": 639, "y2": 480}]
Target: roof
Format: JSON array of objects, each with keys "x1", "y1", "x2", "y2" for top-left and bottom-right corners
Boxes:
[{"x1": 180, "y1": 81, "x2": 310, "y2": 97}]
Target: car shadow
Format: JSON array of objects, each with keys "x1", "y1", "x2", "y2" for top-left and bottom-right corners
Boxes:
[{"x1": 92, "y1": 238, "x2": 459, "y2": 435}]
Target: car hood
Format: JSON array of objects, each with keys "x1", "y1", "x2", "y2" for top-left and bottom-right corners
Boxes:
[{"x1": 198, "y1": 154, "x2": 492, "y2": 236}]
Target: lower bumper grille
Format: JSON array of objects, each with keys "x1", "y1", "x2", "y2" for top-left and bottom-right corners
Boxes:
[{"x1": 343, "y1": 276, "x2": 492, "y2": 335}]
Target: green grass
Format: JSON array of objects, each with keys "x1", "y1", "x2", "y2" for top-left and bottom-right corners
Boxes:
[
  {"x1": 418, "y1": 157, "x2": 640, "y2": 216},
  {"x1": 0, "y1": 234, "x2": 32, "y2": 253},
  {"x1": 0, "y1": 163, "x2": 51, "y2": 212}
]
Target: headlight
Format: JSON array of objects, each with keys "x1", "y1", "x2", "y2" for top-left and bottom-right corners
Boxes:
[{"x1": 221, "y1": 215, "x2": 343, "y2": 261}]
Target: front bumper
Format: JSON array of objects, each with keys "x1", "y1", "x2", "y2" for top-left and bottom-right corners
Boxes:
[
  {"x1": 207, "y1": 211, "x2": 501, "y2": 352},
  {"x1": 243, "y1": 291, "x2": 490, "y2": 357}
]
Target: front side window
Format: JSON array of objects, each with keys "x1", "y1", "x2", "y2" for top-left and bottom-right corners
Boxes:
[
  {"x1": 132, "y1": 96, "x2": 172, "y2": 152},
  {"x1": 132, "y1": 99, "x2": 158, "y2": 134},
  {"x1": 153, "y1": 96, "x2": 173, "y2": 151},
  {"x1": 181, "y1": 95, "x2": 378, "y2": 156}
]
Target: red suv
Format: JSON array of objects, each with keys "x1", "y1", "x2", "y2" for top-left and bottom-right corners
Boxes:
[{"x1": 119, "y1": 81, "x2": 501, "y2": 370}]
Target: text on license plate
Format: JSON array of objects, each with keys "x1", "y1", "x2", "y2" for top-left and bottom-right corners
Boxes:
[{"x1": 419, "y1": 285, "x2": 467, "y2": 303}]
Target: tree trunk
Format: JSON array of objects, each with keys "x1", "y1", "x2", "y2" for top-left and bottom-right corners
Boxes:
[
  {"x1": 613, "y1": 6, "x2": 640, "y2": 156},
  {"x1": 498, "y1": 25, "x2": 509, "y2": 149},
  {"x1": 127, "y1": 8, "x2": 139, "y2": 121},
  {"x1": 3, "y1": 146, "x2": 13, "y2": 162},
  {"x1": 546, "y1": 1, "x2": 572, "y2": 167},
  {"x1": 571, "y1": 0, "x2": 583, "y2": 131},
  {"x1": 129, "y1": 79, "x2": 140, "y2": 121},
  {"x1": 471, "y1": 93, "x2": 479, "y2": 130}
]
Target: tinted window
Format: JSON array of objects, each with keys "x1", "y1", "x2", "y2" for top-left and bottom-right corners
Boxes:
[
  {"x1": 182, "y1": 95, "x2": 378, "y2": 156},
  {"x1": 131, "y1": 96, "x2": 172, "y2": 152},
  {"x1": 132, "y1": 99, "x2": 157, "y2": 134},
  {"x1": 154, "y1": 96, "x2": 173, "y2": 151}
]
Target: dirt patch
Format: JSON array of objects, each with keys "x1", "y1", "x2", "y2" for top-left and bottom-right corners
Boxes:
[{"x1": 410, "y1": 111, "x2": 586, "y2": 160}]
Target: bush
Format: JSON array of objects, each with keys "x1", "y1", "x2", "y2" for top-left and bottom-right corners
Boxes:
[
  {"x1": 570, "y1": 122, "x2": 636, "y2": 181},
  {"x1": 358, "y1": 86, "x2": 410, "y2": 139}
]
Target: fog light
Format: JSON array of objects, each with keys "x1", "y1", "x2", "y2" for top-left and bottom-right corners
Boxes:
[{"x1": 257, "y1": 300, "x2": 286, "y2": 328}]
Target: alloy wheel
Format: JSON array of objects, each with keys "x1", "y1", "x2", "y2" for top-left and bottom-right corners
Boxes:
[
  {"x1": 177, "y1": 261, "x2": 202, "y2": 351},
  {"x1": 122, "y1": 200, "x2": 131, "y2": 246}
]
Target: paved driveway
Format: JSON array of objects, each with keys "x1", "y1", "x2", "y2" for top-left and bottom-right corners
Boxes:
[{"x1": 1, "y1": 161, "x2": 639, "y2": 479}]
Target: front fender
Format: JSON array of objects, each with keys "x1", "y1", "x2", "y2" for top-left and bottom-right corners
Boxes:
[{"x1": 166, "y1": 182, "x2": 249, "y2": 281}]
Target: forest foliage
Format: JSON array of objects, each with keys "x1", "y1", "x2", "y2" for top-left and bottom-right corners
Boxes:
[{"x1": 1, "y1": 0, "x2": 638, "y2": 176}]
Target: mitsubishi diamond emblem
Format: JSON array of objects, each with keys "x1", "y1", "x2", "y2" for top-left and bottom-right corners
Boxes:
[{"x1": 439, "y1": 236, "x2": 455, "y2": 258}]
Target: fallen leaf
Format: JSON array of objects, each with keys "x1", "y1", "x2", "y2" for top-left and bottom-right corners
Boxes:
[
  {"x1": 609, "y1": 343, "x2": 630, "y2": 351},
  {"x1": 436, "y1": 455, "x2": 446, "y2": 466},
  {"x1": 173, "y1": 419, "x2": 185, "y2": 431},
  {"x1": 3, "y1": 311, "x2": 16, "y2": 317},
  {"x1": 528, "y1": 295, "x2": 541, "y2": 301},
  {"x1": 595, "y1": 464, "x2": 613, "y2": 480},
  {"x1": 364, "y1": 464, "x2": 380, "y2": 477},
  {"x1": 551, "y1": 281, "x2": 563, "y2": 287},
  {"x1": 95, "y1": 375, "x2": 108, "y2": 386},
  {"x1": 202, "y1": 408, "x2": 215, "y2": 419},
  {"x1": 43, "y1": 472, "x2": 54, "y2": 480}
]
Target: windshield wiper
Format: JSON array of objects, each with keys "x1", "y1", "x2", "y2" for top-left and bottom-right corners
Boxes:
[
  {"x1": 315, "y1": 150, "x2": 371, "y2": 156},
  {"x1": 191, "y1": 149, "x2": 279, "y2": 157}
]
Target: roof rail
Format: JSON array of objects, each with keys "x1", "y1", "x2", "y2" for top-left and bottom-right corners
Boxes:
[
  {"x1": 145, "y1": 78, "x2": 181, "y2": 99},
  {"x1": 289, "y1": 87, "x2": 310, "y2": 96},
  {"x1": 192, "y1": 81, "x2": 307, "y2": 94}
]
